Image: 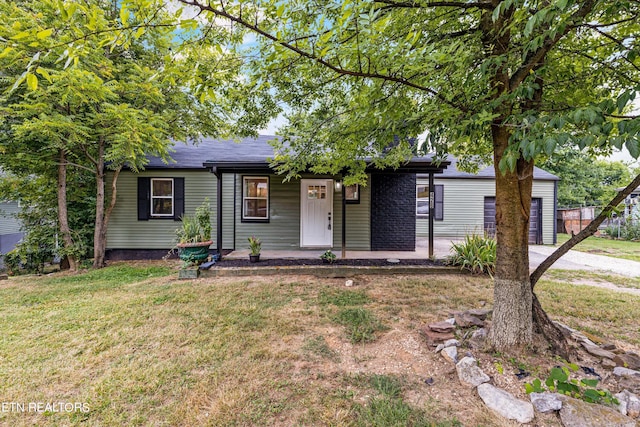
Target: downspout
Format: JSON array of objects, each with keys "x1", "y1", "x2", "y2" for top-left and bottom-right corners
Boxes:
[
  {"x1": 212, "y1": 167, "x2": 223, "y2": 259},
  {"x1": 428, "y1": 172, "x2": 435, "y2": 259},
  {"x1": 342, "y1": 178, "x2": 346, "y2": 259},
  {"x1": 553, "y1": 180, "x2": 558, "y2": 244}
]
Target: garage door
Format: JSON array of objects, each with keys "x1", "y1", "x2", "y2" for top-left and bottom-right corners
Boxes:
[{"x1": 484, "y1": 197, "x2": 542, "y2": 244}]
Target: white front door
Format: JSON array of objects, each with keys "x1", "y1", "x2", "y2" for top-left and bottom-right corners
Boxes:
[{"x1": 300, "y1": 179, "x2": 333, "y2": 247}]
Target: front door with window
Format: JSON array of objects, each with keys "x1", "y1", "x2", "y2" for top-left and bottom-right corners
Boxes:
[{"x1": 300, "y1": 179, "x2": 333, "y2": 247}]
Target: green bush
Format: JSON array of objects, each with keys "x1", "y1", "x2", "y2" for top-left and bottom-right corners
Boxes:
[{"x1": 447, "y1": 234, "x2": 496, "y2": 275}]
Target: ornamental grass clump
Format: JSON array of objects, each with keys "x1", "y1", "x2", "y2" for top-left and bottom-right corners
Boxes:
[{"x1": 447, "y1": 234, "x2": 496, "y2": 275}]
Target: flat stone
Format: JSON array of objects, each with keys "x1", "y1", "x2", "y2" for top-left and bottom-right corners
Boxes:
[
  {"x1": 530, "y1": 392, "x2": 563, "y2": 413},
  {"x1": 454, "y1": 312, "x2": 484, "y2": 328},
  {"x1": 602, "y1": 343, "x2": 617, "y2": 351},
  {"x1": 602, "y1": 358, "x2": 617, "y2": 370},
  {"x1": 444, "y1": 317, "x2": 455, "y2": 325},
  {"x1": 422, "y1": 328, "x2": 455, "y2": 346},
  {"x1": 386, "y1": 258, "x2": 400, "y2": 264},
  {"x1": 466, "y1": 308, "x2": 491, "y2": 320},
  {"x1": 554, "y1": 321, "x2": 576, "y2": 337},
  {"x1": 614, "y1": 353, "x2": 640, "y2": 371},
  {"x1": 428, "y1": 321, "x2": 455, "y2": 333},
  {"x1": 456, "y1": 356, "x2": 490, "y2": 388},
  {"x1": 616, "y1": 390, "x2": 640, "y2": 418},
  {"x1": 0, "y1": 273, "x2": 7, "y2": 280},
  {"x1": 614, "y1": 367, "x2": 640, "y2": 378},
  {"x1": 582, "y1": 342, "x2": 617, "y2": 360},
  {"x1": 558, "y1": 395, "x2": 635, "y2": 427},
  {"x1": 443, "y1": 339, "x2": 459, "y2": 348},
  {"x1": 441, "y1": 346, "x2": 458, "y2": 364},
  {"x1": 477, "y1": 383, "x2": 534, "y2": 424}
]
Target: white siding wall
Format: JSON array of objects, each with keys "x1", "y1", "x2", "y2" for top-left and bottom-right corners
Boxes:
[
  {"x1": 417, "y1": 178, "x2": 556, "y2": 244},
  {"x1": 0, "y1": 202, "x2": 21, "y2": 235}
]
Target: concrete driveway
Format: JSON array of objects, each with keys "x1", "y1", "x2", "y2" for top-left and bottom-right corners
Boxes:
[{"x1": 528, "y1": 244, "x2": 640, "y2": 278}]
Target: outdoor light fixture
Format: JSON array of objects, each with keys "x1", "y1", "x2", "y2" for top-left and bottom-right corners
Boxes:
[{"x1": 335, "y1": 180, "x2": 342, "y2": 191}]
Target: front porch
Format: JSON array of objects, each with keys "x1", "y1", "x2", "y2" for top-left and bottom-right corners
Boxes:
[{"x1": 224, "y1": 237, "x2": 458, "y2": 260}]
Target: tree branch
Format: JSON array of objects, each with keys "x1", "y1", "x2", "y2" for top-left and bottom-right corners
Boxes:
[
  {"x1": 530, "y1": 172, "x2": 640, "y2": 288},
  {"x1": 509, "y1": 0, "x2": 596, "y2": 90},
  {"x1": 177, "y1": 0, "x2": 469, "y2": 113}
]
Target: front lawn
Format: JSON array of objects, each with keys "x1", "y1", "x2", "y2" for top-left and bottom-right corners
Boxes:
[
  {"x1": 0, "y1": 263, "x2": 638, "y2": 426},
  {"x1": 556, "y1": 232, "x2": 640, "y2": 262}
]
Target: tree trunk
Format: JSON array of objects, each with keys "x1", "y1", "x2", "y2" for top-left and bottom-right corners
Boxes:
[
  {"x1": 93, "y1": 138, "x2": 107, "y2": 269},
  {"x1": 488, "y1": 127, "x2": 534, "y2": 352},
  {"x1": 57, "y1": 150, "x2": 78, "y2": 271}
]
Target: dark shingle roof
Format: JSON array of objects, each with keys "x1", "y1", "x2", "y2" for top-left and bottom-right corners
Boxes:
[
  {"x1": 146, "y1": 135, "x2": 279, "y2": 169},
  {"x1": 418, "y1": 156, "x2": 558, "y2": 181}
]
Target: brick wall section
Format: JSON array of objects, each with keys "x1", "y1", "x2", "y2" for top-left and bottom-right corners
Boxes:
[{"x1": 370, "y1": 173, "x2": 416, "y2": 251}]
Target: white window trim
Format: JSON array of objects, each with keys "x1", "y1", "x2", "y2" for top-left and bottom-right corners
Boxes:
[
  {"x1": 242, "y1": 176, "x2": 269, "y2": 220},
  {"x1": 416, "y1": 184, "x2": 429, "y2": 217},
  {"x1": 150, "y1": 178, "x2": 174, "y2": 217}
]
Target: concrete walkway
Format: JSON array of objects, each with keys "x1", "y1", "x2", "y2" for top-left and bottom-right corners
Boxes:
[{"x1": 227, "y1": 238, "x2": 640, "y2": 278}]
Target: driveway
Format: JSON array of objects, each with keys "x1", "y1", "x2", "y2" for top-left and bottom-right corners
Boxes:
[{"x1": 528, "y1": 244, "x2": 640, "y2": 278}]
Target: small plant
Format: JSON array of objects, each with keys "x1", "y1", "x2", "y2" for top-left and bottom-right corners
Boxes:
[
  {"x1": 524, "y1": 362, "x2": 618, "y2": 405},
  {"x1": 248, "y1": 235, "x2": 262, "y2": 255},
  {"x1": 447, "y1": 234, "x2": 496, "y2": 275},
  {"x1": 320, "y1": 250, "x2": 337, "y2": 264},
  {"x1": 175, "y1": 199, "x2": 212, "y2": 244}
]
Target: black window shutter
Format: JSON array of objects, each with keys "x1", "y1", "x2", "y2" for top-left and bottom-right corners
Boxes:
[
  {"x1": 434, "y1": 184, "x2": 444, "y2": 221},
  {"x1": 137, "y1": 177, "x2": 150, "y2": 221},
  {"x1": 174, "y1": 178, "x2": 185, "y2": 220}
]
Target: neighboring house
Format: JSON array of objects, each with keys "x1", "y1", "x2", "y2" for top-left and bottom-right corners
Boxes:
[
  {"x1": 106, "y1": 136, "x2": 449, "y2": 259},
  {"x1": 416, "y1": 157, "x2": 559, "y2": 244},
  {"x1": 0, "y1": 201, "x2": 23, "y2": 266}
]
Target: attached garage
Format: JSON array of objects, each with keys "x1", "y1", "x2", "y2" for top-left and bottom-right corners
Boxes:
[
  {"x1": 483, "y1": 197, "x2": 543, "y2": 244},
  {"x1": 417, "y1": 157, "x2": 558, "y2": 245}
]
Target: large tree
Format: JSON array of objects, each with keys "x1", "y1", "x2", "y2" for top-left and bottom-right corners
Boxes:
[
  {"x1": 0, "y1": 0, "x2": 270, "y2": 268},
  {"x1": 173, "y1": 0, "x2": 640, "y2": 352}
]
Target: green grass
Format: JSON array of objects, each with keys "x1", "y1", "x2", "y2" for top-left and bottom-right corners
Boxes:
[
  {"x1": 556, "y1": 233, "x2": 640, "y2": 262},
  {"x1": 3, "y1": 263, "x2": 638, "y2": 425}
]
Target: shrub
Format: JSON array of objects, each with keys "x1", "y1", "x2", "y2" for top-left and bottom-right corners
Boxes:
[{"x1": 447, "y1": 234, "x2": 496, "y2": 275}]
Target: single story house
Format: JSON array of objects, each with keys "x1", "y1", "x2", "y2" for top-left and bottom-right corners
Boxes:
[
  {"x1": 0, "y1": 201, "x2": 23, "y2": 266},
  {"x1": 416, "y1": 157, "x2": 559, "y2": 245},
  {"x1": 106, "y1": 136, "x2": 450, "y2": 259}
]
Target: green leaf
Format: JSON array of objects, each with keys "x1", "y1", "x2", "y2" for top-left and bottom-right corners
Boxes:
[
  {"x1": 625, "y1": 138, "x2": 640, "y2": 159},
  {"x1": 11, "y1": 30, "x2": 31, "y2": 40},
  {"x1": 549, "y1": 367, "x2": 568, "y2": 382},
  {"x1": 26, "y1": 72, "x2": 38, "y2": 91},
  {"x1": 36, "y1": 28, "x2": 53, "y2": 39},
  {"x1": 581, "y1": 378, "x2": 599, "y2": 387},
  {"x1": 35, "y1": 67, "x2": 52, "y2": 83}
]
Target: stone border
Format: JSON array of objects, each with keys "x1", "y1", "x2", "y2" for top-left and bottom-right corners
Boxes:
[{"x1": 200, "y1": 265, "x2": 465, "y2": 278}]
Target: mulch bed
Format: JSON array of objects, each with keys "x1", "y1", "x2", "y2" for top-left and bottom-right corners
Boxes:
[{"x1": 210, "y1": 258, "x2": 446, "y2": 268}]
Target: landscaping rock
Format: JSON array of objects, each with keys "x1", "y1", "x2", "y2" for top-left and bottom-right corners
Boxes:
[
  {"x1": 602, "y1": 358, "x2": 617, "y2": 370},
  {"x1": 0, "y1": 273, "x2": 7, "y2": 281},
  {"x1": 428, "y1": 321, "x2": 455, "y2": 333},
  {"x1": 558, "y1": 395, "x2": 635, "y2": 427},
  {"x1": 422, "y1": 328, "x2": 455, "y2": 346},
  {"x1": 345, "y1": 279, "x2": 354, "y2": 287},
  {"x1": 614, "y1": 367, "x2": 640, "y2": 379},
  {"x1": 602, "y1": 343, "x2": 617, "y2": 351},
  {"x1": 615, "y1": 390, "x2": 640, "y2": 419},
  {"x1": 467, "y1": 308, "x2": 491, "y2": 320},
  {"x1": 477, "y1": 383, "x2": 534, "y2": 424},
  {"x1": 614, "y1": 353, "x2": 640, "y2": 371},
  {"x1": 468, "y1": 328, "x2": 487, "y2": 349},
  {"x1": 443, "y1": 339, "x2": 459, "y2": 348},
  {"x1": 554, "y1": 321, "x2": 575, "y2": 337},
  {"x1": 582, "y1": 342, "x2": 617, "y2": 360},
  {"x1": 530, "y1": 392, "x2": 563, "y2": 413},
  {"x1": 441, "y1": 346, "x2": 458, "y2": 364},
  {"x1": 454, "y1": 312, "x2": 484, "y2": 328},
  {"x1": 456, "y1": 356, "x2": 490, "y2": 387}
]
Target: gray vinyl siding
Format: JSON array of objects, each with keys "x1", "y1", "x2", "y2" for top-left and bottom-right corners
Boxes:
[
  {"x1": 232, "y1": 174, "x2": 371, "y2": 250},
  {"x1": 0, "y1": 202, "x2": 21, "y2": 235},
  {"x1": 106, "y1": 170, "x2": 217, "y2": 250},
  {"x1": 416, "y1": 178, "x2": 556, "y2": 244},
  {"x1": 333, "y1": 178, "x2": 371, "y2": 251}
]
